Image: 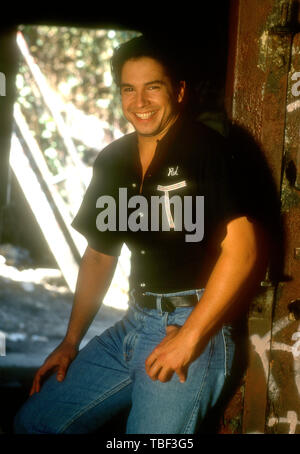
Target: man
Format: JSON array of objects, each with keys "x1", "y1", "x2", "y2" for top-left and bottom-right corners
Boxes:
[{"x1": 14, "y1": 36, "x2": 268, "y2": 434}]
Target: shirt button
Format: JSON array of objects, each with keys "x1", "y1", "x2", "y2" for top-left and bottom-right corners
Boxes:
[
  {"x1": 140, "y1": 282, "x2": 146, "y2": 287},
  {"x1": 132, "y1": 183, "x2": 137, "y2": 188},
  {"x1": 141, "y1": 250, "x2": 146, "y2": 255}
]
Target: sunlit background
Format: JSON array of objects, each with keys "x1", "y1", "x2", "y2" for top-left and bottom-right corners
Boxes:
[{"x1": 5, "y1": 25, "x2": 143, "y2": 311}]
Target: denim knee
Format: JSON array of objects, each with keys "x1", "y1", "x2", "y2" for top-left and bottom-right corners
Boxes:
[
  {"x1": 14, "y1": 404, "x2": 34, "y2": 434},
  {"x1": 13, "y1": 399, "x2": 54, "y2": 434}
]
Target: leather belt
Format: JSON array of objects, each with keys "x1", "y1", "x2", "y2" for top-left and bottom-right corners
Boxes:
[{"x1": 134, "y1": 292, "x2": 199, "y2": 313}]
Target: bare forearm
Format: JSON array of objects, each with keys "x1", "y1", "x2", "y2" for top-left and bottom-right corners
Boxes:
[
  {"x1": 145, "y1": 234, "x2": 265, "y2": 383},
  {"x1": 64, "y1": 246, "x2": 118, "y2": 347},
  {"x1": 180, "y1": 250, "x2": 257, "y2": 348},
  {"x1": 145, "y1": 217, "x2": 269, "y2": 383}
]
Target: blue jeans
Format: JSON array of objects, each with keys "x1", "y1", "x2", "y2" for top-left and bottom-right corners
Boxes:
[{"x1": 14, "y1": 288, "x2": 239, "y2": 434}]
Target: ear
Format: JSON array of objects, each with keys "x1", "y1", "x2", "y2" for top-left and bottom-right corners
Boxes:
[{"x1": 177, "y1": 81, "x2": 186, "y2": 103}]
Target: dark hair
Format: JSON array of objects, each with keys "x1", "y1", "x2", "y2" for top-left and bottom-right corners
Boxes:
[{"x1": 110, "y1": 35, "x2": 184, "y2": 91}]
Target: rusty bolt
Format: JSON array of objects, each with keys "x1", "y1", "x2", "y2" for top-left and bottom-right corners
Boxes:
[
  {"x1": 294, "y1": 248, "x2": 300, "y2": 259},
  {"x1": 288, "y1": 299, "x2": 300, "y2": 320}
]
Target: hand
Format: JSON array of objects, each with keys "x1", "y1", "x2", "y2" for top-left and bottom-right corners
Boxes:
[
  {"x1": 29, "y1": 339, "x2": 78, "y2": 396},
  {"x1": 145, "y1": 325, "x2": 197, "y2": 384}
]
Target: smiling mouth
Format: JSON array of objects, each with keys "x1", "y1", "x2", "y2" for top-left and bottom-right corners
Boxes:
[{"x1": 134, "y1": 111, "x2": 157, "y2": 120}]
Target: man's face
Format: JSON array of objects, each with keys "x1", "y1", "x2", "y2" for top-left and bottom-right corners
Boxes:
[{"x1": 120, "y1": 57, "x2": 184, "y2": 139}]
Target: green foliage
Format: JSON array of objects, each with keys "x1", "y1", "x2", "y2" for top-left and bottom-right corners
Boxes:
[
  {"x1": 19, "y1": 25, "x2": 140, "y2": 128},
  {"x1": 16, "y1": 26, "x2": 141, "y2": 170},
  {"x1": 15, "y1": 25, "x2": 141, "y2": 214}
]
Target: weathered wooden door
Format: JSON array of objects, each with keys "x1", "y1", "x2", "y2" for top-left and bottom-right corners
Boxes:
[{"x1": 223, "y1": 0, "x2": 300, "y2": 434}]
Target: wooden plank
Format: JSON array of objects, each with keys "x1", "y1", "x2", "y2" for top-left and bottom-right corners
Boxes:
[
  {"x1": 266, "y1": 30, "x2": 300, "y2": 434},
  {"x1": 225, "y1": 0, "x2": 293, "y2": 434},
  {"x1": 16, "y1": 31, "x2": 86, "y2": 190},
  {"x1": 13, "y1": 102, "x2": 86, "y2": 259},
  {"x1": 9, "y1": 133, "x2": 79, "y2": 292}
]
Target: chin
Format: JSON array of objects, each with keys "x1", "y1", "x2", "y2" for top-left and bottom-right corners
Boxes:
[
  {"x1": 136, "y1": 124, "x2": 157, "y2": 134},
  {"x1": 135, "y1": 121, "x2": 163, "y2": 137}
]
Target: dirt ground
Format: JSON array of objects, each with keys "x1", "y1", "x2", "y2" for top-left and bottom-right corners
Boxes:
[{"x1": 0, "y1": 247, "x2": 125, "y2": 434}]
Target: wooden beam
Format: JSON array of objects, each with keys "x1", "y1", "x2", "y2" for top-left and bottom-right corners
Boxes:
[
  {"x1": 16, "y1": 31, "x2": 86, "y2": 191},
  {"x1": 9, "y1": 133, "x2": 79, "y2": 292},
  {"x1": 13, "y1": 103, "x2": 86, "y2": 259}
]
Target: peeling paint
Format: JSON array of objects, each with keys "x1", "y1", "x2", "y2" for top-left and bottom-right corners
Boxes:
[
  {"x1": 251, "y1": 317, "x2": 300, "y2": 392},
  {"x1": 281, "y1": 178, "x2": 300, "y2": 211},
  {"x1": 268, "y1": 411, "x2": 300, "y2": 434},
  {"x1": 251, "y1": 316, "x2": 300, "y2": 433},
  {"x1": 287, "y1": 99, "x2": 300, "y2": 112},
  {"x1": 258, "y1": 30, "x2": 270, "y2": 72}
]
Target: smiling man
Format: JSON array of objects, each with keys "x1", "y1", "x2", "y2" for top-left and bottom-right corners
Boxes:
[
  {"x1": 14, "y1": 35, "x2": 269, "y2": 434},
  {"x1": 120, "y1": 57, "x2": 184, "y2": 137}
]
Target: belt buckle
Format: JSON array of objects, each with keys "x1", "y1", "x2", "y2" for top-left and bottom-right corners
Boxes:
[{"x1": 162, "y1": 298, "x2": 175, "y2": 313}]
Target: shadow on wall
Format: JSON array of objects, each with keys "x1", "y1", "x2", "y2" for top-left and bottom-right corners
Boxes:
[
  {"x1": 227, "y1": 122, "x2": 284, "y2": 285},
  {"x1": 194, "y1": 120, "x2": 284, "y2": 434}
]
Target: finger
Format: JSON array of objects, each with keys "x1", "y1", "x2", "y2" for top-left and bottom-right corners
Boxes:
[
  {"x1": 29, "y1": 382, "x2": 35, "y2": 396},
  {"x1": 146, "y1": 359, "x2": 163, "y2": 380},
  {"x1": 30, "y1": 377, "x2": 40, "y2": 395},
  {"x1": 34, "y1": 372, "x2": 43, "y2": 393},
  {"x1": 157, "y1": 368, "x2": 174, "y2": 383},
  {"x1": 56, "y1": 358, "x2": 71, "y2": 381},
  {"x1": 177, "y1": 367, "x2": 187, "y2": 383},
  {"x1": 56, "y1": 367, "x2": 67, "y2": 382},
  {"x1": 35, "y1": 374, "x2": 42, "y2": 392},
  {"x1": 30, "y1": 371, "x2": 42, "y2": 395},
  {"x1": 145, "y1": 350, "x2": 159, "y2": 370},
  {"x1": 33, "y1": 364, "x2": 53, "y2": 393},
  {"x1": 29, "y1": 375, "x2": 37, "y2": 395}
]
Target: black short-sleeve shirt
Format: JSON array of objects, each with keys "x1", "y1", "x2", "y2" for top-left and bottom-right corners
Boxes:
[{"x1": 71, "y1": 114, "x2": 250, "y2": 292}]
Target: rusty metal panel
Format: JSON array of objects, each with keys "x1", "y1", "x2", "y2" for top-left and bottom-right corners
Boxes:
[
  {"x1": 218, "y1": 386, "x2": 244, "y2": 434},
  {"x1": 224, "y1": 0, "x2": 297, "y2": 433},
  {"x1": 265, "y1": 30, "x2": 300, "y2": 434}
]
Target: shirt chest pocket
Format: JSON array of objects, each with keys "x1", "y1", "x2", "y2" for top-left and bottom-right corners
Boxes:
[{"x1": 156, "y1": 180, "x2": 187, "y2": 229}]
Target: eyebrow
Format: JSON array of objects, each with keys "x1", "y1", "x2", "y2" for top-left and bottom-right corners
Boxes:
[
  {"x1": 145, "y1": 80, "x2": 165, "y2": 86},
  {"x1": 120, "y1": 80, "x2": 166, "y2": 88}
]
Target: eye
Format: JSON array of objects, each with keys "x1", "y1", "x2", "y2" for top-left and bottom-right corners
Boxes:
[
  {"x1": 148, "y1": 85, "x2": 160, "y2": 90},
  {"x1": 122, "y1": 86, "x2": 134, "y2": 93}
]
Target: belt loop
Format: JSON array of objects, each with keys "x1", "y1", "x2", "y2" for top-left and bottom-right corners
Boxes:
[
  {"x1": 196, "y1": 289, "x2": 204, "y2": 302},
  {"x1": 156, "y1": 295, "x2": 163, "y2": 316},
  {"x1": 129, "y1": 289, "x2": 136, "y2": 306}
]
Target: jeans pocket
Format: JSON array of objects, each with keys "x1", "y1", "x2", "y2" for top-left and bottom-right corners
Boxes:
[{"x1": 165, "y1": 307, "x2": 194, "y2": 333}]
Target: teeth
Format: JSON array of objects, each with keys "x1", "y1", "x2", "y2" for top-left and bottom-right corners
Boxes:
[{"x1": 135, "y1": 111, "x2": 156, "y2": 119}]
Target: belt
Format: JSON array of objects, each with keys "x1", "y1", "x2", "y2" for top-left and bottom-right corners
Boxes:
[{"x1": 134, "y1": 292, "x2": 199, "y2": 313}]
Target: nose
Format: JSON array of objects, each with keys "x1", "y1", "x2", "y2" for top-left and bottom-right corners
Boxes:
[{"x1": 135, "y1": 89, "x2": 149, "y2": 109}]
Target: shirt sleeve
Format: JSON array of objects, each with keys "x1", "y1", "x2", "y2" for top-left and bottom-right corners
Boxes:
[
  {"x1": 203, "y1": 129, "x2": 280, "y2": 241},
  {"x1": 203, "y1": 134, "x2": 252, "y2": 233},
  {"x1": 71, "y1": 154, "x2": 124, "y2": 257}
]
